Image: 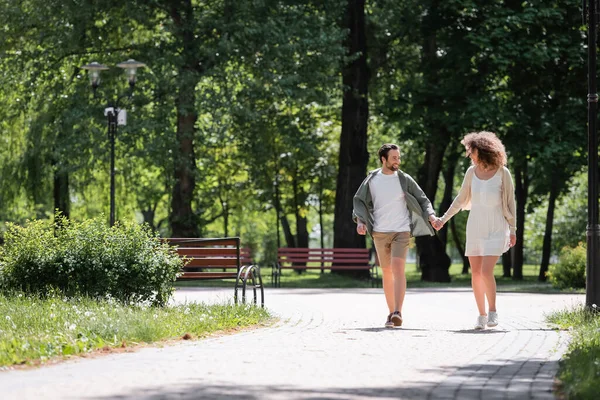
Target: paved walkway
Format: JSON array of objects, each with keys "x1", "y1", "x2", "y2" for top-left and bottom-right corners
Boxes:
[{"x1": 0, "y1": 287, "x2": 584, "y2": 399}]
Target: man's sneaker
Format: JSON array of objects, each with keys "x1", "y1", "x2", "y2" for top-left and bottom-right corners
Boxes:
[
  {"x1": 391, "y1": 311, "x2": 403, "y2": 327},
  {"x1": 487, "y1": 311, "x2": 498, "y2": 327},
  {"x1": 385, "y1": 313, "x2": 394, "y2": 328},
  {"x1": 474, "y1": 315, "x2": 488, "y2": 330}
]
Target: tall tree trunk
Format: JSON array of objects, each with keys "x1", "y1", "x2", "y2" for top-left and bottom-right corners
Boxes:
[
  {"x1": 415, "y1": 0, "x2": 451, "y2": 282},
  {"x1": 502, "y1": 251, "x2": 512, "y2": 278},
  {"x1": 292, "y1": 174, "x2": 309, "y2": 271},
  {"x1": 170, "y1": 79, "x2": 199, "y2": 237},
  {"x1": 333, "y1": 0, "x2": 369, "y2": 254},
  {"x1": 539, "y1": 179, "x2": 560, "y2": 281},
  {"x1": 416, "y1": 142, "x2": 451, "y2": 282},
  {"x1": 293, "y1": 174, "x2": 309, "y2": 249},
  {"x1": 218, "y1": 183, "x2": 229, "y2": 237},
  {"x1": 168, "y1": 0, "x2": 200, "y2": 238},
  {"x1": 513, "y1": 160, "x2": 528, "y2": 280},
  {"x1": 53, "y1": 165, "x2": 70, "y2": 219},
  {"x1": 141, "y1": 207, "x2": 156, "y2": 232},
  {"x1": 281, "y1": 215, "x2": 295, "y2": 248}
]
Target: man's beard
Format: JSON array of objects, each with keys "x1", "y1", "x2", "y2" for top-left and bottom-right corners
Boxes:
[{"x1": 387, "y1": 162, "x2": 398, "y2": 171}]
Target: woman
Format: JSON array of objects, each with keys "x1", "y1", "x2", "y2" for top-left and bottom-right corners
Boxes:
[{"x1": 433, "y1": 131, "x2": 516, "y2": 329}]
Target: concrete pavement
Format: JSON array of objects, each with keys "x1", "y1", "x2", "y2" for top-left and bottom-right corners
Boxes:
[{"x1": 0, "y1": 287, "x2": 584, "y2": 399}]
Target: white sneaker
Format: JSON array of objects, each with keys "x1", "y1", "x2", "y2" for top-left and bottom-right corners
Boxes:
[
  {"x1": 474, "y1": 315, "x2": 487, "y2": 330},
  {"x1": 487, "y1": 311, "x2": 498, "y2": 327}
]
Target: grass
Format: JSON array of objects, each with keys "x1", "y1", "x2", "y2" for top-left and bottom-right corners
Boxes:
[
  {"x1": 175, "y1": 262, "x2": 566, "y2": 292},
  {"x1": 0, "y1": 292, "x2": 271, "y2": 368},
  {"x1": 546, "y1": 306, "x2": 600, "y2": 400}
]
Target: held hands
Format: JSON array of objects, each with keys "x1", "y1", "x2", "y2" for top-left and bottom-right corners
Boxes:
[
  {"x1": 429, "y1": 215, "x2": 444, "y2": 231},
  {"x1": 509, "y1": 234, "x2": 516, "y2": 247}
]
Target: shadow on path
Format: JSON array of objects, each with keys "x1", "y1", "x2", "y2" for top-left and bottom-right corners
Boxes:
[{"x1": 89, "y1": 358, "x2": 558, "y2": 400}]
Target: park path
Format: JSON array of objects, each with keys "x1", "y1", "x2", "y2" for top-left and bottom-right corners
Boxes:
[{"x1": 0, "y1": 287, "x2": 584, "y2": 399}]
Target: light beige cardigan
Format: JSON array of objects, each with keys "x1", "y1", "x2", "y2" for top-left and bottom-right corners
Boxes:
[{"x1": 440, "y1": 166, "x2": 517, "y2": 234}]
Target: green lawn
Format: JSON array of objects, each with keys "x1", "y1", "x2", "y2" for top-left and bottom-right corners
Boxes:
[
  {"x1": 0, "y1": 292, "x2": 272, "y2": 368},
  {"x1": 175, "y1": 262, "x2": 570, "y2": 293},
  {"x1": 547, "y1": 306, "x2": 600, "y2": 399}
]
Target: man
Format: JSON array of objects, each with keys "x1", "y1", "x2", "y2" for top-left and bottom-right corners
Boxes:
[{"x1": 353, "y1": 144, "x2": 438, "y2": 328}]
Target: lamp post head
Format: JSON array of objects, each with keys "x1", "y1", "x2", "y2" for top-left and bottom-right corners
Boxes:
[
  {"x1": 116, "y1": 59, "x2": 146, "y2": 89},
  {"x1": 80, "y1": 62, "x2": 109, "y2": 92}
]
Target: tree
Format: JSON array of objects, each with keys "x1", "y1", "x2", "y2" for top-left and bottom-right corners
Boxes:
[{"x1": 333, "y1": 0, "x2": 369, "y2": 257}]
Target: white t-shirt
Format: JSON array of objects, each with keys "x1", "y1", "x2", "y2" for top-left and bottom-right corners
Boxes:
[{"x1": 369, "y1": 171, "x2": 411, "y2": 232}]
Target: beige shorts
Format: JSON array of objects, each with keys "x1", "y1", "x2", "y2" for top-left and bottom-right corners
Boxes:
[{"x1": 372, "y1": 231, "x2": 410, "y2": 268}]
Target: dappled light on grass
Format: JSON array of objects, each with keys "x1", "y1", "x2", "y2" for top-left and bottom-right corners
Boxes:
[{"x1": 0, "y1": 292, "x2": 270, "y2": 368}]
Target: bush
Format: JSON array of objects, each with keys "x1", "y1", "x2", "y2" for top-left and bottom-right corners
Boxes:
[
  {"x1": 547, "y1": 243, "x2": 586, "y2": 290},
  {"x1": 0, "y1": 216, "x2": 183, "y2": 306}
]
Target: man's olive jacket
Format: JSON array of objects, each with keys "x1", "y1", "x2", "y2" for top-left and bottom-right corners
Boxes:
[{"x1": 352, "y1": 168, "x2": 435, "y2": 237}]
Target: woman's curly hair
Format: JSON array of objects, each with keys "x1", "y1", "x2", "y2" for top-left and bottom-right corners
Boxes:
[{"x1": 461, "y1": 131, "x2": 507, "y2": 170}]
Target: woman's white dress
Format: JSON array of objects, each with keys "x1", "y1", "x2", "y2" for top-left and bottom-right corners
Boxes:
[{"x1": 465, "y1": 169, "x2": 510, "y2": 256}]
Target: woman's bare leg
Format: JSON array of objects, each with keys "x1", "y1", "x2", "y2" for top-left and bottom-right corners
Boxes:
[
  {"x1": 481, "y1": 256, "x2": 499, "y2": 312},
  {"x1": 469, "y1": 256, "x2": 487, "y2": 315}
]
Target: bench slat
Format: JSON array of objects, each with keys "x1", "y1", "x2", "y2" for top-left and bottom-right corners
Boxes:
[
  {"x1": 166, "y1": 237, "x2": 240, "y2": 247},
  {"x1": 278, "y1": 265, "x2": 371, "y2": 270},
  {"x1": 183, "y1": 258, "x2": 240, "y2": 267},
  {"x1": 176, "y1": 248, "x2": 239, "y2": 256},
  {"x1": 278, "y1": 257, "x2": 370, "y2": 263}
]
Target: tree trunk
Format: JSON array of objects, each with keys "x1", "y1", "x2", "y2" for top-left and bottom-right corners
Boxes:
[
  {"x1": 416, "y1": 141, "x2": 451, "y2": 282},
  {"x1": 293, "y1": 175, "x2": 309, "y2": 272},
  {"x1": 333, "y1": 0, "x2": 369, "y2": 258},
  {"x1": 168, "y1": 0, "x2": 200, "y2": 238},
  {"x1": 415, "y1": 0, "x2": 451, "y2": 282},
  {"x1": 513, "y1": 161, "x2": 528, "y2": 280},
  {"x1": 502, "y1": 251, "x2": 512, "y2": 278},
  {"x1": 170, "y1": 80, "x2": 199, "y2": 237},
  {"x1": 281, "y1": 215, "x2": 296, "y2": 248},
  {"x1": 53, "y1": 166, "x2": 70, "y2": 219},
  {"x1": 539, "y1": 179, "x2": 560, "y2": 281},
  {"x1": 141, "y1": 207, "x2": 157, "y2": 232},
  {"x1": 293, "y1": 174, "x2": 309, "y2": 249}
]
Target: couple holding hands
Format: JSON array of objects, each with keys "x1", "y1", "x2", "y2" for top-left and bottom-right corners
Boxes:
[{"x1": 353, "y1": 131, "x2": 516, "y2": 330}]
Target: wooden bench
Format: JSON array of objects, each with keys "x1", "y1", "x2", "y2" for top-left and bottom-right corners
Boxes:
[
  {"x1": 272, "y1": 247, "x2": 377, "y2": 288},
  {"x1": 164, "y1": 237, "x2": 264, "y2": 306}
]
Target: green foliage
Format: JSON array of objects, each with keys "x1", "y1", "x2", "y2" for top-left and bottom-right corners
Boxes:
[
  {"x1": 547, "y1": 305, "x2": 600, "y2": 399},
  {"x1": 0, "y1": 216, "x2": 183, "y2": 306},
  {"x1": 0, "y1": 292, "x2": 271, "y2": 367},
  {"x1": 547, "y1": 243, "x2": 586, "y2": 290}
]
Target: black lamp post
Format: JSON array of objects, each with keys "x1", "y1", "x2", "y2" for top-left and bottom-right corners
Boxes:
[
  {"x1": 80, "y1": 59, "x2": 146, "y2": 226},
  {"x1": 584, "y1": 1, "x2": 600, "y2": 308}
]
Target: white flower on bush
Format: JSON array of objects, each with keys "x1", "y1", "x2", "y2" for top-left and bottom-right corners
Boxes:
[
  {"x1": 68, "y1": 323, "x2": 76, "y2": 331},
  {"x1": 5, "y1": 316, "x2": 11, "y2": 321},
  {"x1": 184, "y1": 308, "x2": 190, "y2": 315},
  {"x1": 84, "y1": 311, "x2": 93, "y2": 317}
]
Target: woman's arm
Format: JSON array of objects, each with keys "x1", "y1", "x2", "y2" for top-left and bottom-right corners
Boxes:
[{"x1": 440, "y1": 167, "x2": 474, "y2": 224}]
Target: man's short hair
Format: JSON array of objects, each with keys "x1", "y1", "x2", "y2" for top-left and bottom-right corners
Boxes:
[{"x1": 378, "y1": 144, "x2": 399, "y2": 163}]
